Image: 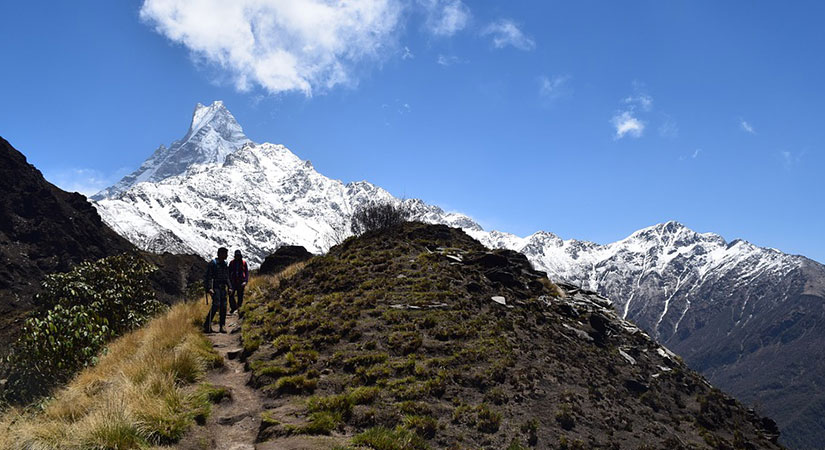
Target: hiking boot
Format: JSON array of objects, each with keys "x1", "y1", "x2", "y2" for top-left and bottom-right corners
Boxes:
[
  {"x1": 204, "y1": 327, "x2": 214, "y2": 334},
  {"x1": 219, "y1": 327, "x2": 227, "y2": 334}
]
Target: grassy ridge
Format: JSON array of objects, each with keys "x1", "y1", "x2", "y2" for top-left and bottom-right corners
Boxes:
[{"x1": 0, "y1": 301, "x2": 223, "y2": 449}]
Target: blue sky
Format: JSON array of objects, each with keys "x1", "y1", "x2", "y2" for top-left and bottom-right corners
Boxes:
[{"x1": 1, "y1": 1, "x2": 823, "y2": 262}]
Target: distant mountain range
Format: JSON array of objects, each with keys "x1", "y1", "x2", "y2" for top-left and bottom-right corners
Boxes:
[{"x1": 91, "y1": 101, "x2": 825, "y2": 448}]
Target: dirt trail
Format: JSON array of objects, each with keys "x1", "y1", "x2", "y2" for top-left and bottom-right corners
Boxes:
[{"x1": 178, "y1": 315, "x2": 262, "y2": 450}]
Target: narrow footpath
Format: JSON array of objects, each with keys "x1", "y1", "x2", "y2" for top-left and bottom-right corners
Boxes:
[{"x1": 178, "y1": 315, "x2": 262, "y2": 450}]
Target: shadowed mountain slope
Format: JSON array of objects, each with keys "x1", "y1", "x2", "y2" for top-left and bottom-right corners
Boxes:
[{"x1": 0, "y1": 136, "x2": 205, "y2": 347}]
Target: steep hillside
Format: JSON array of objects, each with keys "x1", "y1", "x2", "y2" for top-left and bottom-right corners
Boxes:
[
  {"x1": 0, "y1": 136, "x2": 137, "y2": 344},
  {"x1": 240, "y1": 222, "x2": 782, "y2": 449},
  {"x1": 483, "y1": 222, "x2": 825, "y2": 449},
  {"x1": 0, "y1": 136, "x2": 206, "y2": 349}
]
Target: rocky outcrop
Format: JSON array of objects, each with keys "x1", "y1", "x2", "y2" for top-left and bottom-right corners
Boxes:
[{"x1": 258, "y1": 245, "x2": 313, "y2": 275}]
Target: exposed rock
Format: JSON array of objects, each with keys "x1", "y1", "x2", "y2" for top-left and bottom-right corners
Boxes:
[{"x1": 258, "y1": 245, "x2": 313, "y2": 275}]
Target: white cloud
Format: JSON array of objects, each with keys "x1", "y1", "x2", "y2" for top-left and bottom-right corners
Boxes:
[
  {"x1": 419, "y1": 0, "x2": 470, "y2": 37},
  {"x1": 45, "y1": 167, "x2": 129, "y2": 196},
  {"x1": 140, "y1": 0, "x2": 404, "y2": 96},
  {"x1": 538, "y1": 75, "x2": 570, "y2": 100},
  {"x1": 482, "y1": 19, "x2": 535, "y2": 51},
  {"x1": 740, "y1": 119, "x2": 756, "y2": 134},
  {"x1": 402, "y1": 46, "x2": 414, "y2": 60},
  {"x1": 692, "y1": 148, "x2": 701, "y2": 159},
  {"x1": 611, "y1": 111, "x2": 645, "y2": 139}
]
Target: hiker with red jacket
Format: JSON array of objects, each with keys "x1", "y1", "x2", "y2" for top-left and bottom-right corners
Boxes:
[
  {"x1": 204, "y1": 247, "x2": 230, "y2": 333},
  {"x1": 228, "y1": 249, "x2": 249, "y2": 315}
]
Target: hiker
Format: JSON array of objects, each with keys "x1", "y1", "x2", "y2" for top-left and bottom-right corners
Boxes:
[
  {"x1": 204, "y1": 247, "x2": 230, "y2": 333},
  {"x1": 228, "y1": 249, "x2": 249, "y2": 315}
]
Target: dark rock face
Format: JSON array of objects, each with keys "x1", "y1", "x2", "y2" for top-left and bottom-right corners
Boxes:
[
  {"x1": 258, "y1": 245, "x2": 313, "y2": 275},
  {"x1": 140, "y1": 252, "x2": 207, "y2": 304}
]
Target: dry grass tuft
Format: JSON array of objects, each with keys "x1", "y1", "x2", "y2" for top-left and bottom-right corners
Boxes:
[
  {"x1": 0, "y1": 301, "x2": 222, "y2": 449},
  {"x1": 246, "y1": 262, "x2": 308, "y2": 294}
]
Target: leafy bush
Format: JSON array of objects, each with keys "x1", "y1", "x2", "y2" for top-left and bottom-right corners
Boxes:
[
  {"x1": 350, "y1": 201, "x2": 411, "y2": 235},
  {"x1": 4, "y1": 254, "x2": 163, "y2": 402}
]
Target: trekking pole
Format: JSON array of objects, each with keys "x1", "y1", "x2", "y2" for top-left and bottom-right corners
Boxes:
[{"x1": 204, "y1": 290, "x2": 208, "y2": 305}]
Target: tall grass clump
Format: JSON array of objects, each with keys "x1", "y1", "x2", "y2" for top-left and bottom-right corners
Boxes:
[{"x1": 0, "y1": 300, "x2": 222, "y2": 448}]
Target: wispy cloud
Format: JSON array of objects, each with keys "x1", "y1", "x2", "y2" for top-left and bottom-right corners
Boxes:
[
  {"x1": 678, "y1": 148, "x2": 702, "y2": 161},
  {"x1": 482, "y1": 19, "x2": 535, "y2": 51},
  {"x1": 402, "y1": 46, "x2": 414, "y2": 60},
  {"x1": 140, "y1": 0, "x2": 404, "y2": 96},
  {"x1": 419, "y1": 0, "x2": 470, "y2": 37},
  {"x1": 611, "y1": 111, "x2": 645, "y2": 139},
  {"x1": 780, "y1": 150, "x2": 806, "y2": 170},
  {"x1": 658, "y1": 116, "x2": 679, "y2": 138},
  {"x1": 538, "y1": 75, "x2": 570, "y2": 100},
  {"x1": 624, "y1": 94, "x2": 653, "y2": 111},
  {"x1": 781, "y1": 151, "x2": 792, "y2": 169},
  {"x1": 436, "y1": 54, "x2": 461, "y2": 66},
  {"x1": 740, "y1": 119, "x2": 756, "y2": 134},
  {"x1": 45, "y1": 167, "x2": 130, "y2": 197}
]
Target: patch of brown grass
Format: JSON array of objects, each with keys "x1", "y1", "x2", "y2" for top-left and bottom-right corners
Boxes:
[{"x1": 0, "y1": 301, "x2": 222, "y2": 449}]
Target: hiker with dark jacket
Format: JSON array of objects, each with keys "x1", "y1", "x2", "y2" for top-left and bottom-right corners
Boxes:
[
  {"x1": 204, "y1": 247, "x2": 230, "y2": 333},
  {"x1": 228, "y1": 249, "x2": 249, "y2": 315}
]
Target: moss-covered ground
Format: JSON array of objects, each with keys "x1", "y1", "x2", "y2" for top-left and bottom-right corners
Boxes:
[{"x1": 241, "y1": 222, "x2": 784, "y2": 450}]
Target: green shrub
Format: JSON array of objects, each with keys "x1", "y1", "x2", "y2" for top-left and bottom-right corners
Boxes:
[
  {"x1": 4, "y1": 254, "x2": 162, "y2": 402},
  {"x1": 351, "y1": 202, "x2": 411, "y2": 235},
  {"x1": 269, "y1": 375, "x2": 318, "y2": 395}
]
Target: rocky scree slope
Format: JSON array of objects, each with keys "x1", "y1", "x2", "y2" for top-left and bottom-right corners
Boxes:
[
  {"x1": 0, "y1": 136, "x2": 206, "y2": 348},
  {"x1": 240, "y1": 222, "x2": 782, "y2": 449},
  {"x1": 482, "y1": 222, "x2": 825, "y2": 449}
]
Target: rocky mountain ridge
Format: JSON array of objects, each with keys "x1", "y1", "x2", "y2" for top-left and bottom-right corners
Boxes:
[
  {"x1": 240, "y1": 221, "x2": 783, "y2": 449},
  {"x1": 91, "y1": 102, "x2": 825, "y2": 448}
]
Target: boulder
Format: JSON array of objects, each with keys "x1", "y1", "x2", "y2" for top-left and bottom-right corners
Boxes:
[{"x1": 259, "y1": 245, "x2": 313, "y2": 275}]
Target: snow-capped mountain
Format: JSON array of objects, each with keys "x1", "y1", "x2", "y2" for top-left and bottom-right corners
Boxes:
[
  {"x1": 94, "y1": 140, "x2": 474, "y2": 265},
  {"x1": 91, "y1": 101, "x2": 251, "y2": 200},
  {"x1": 93, "y1": 102, "x2": 825, "y2": 448}
]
